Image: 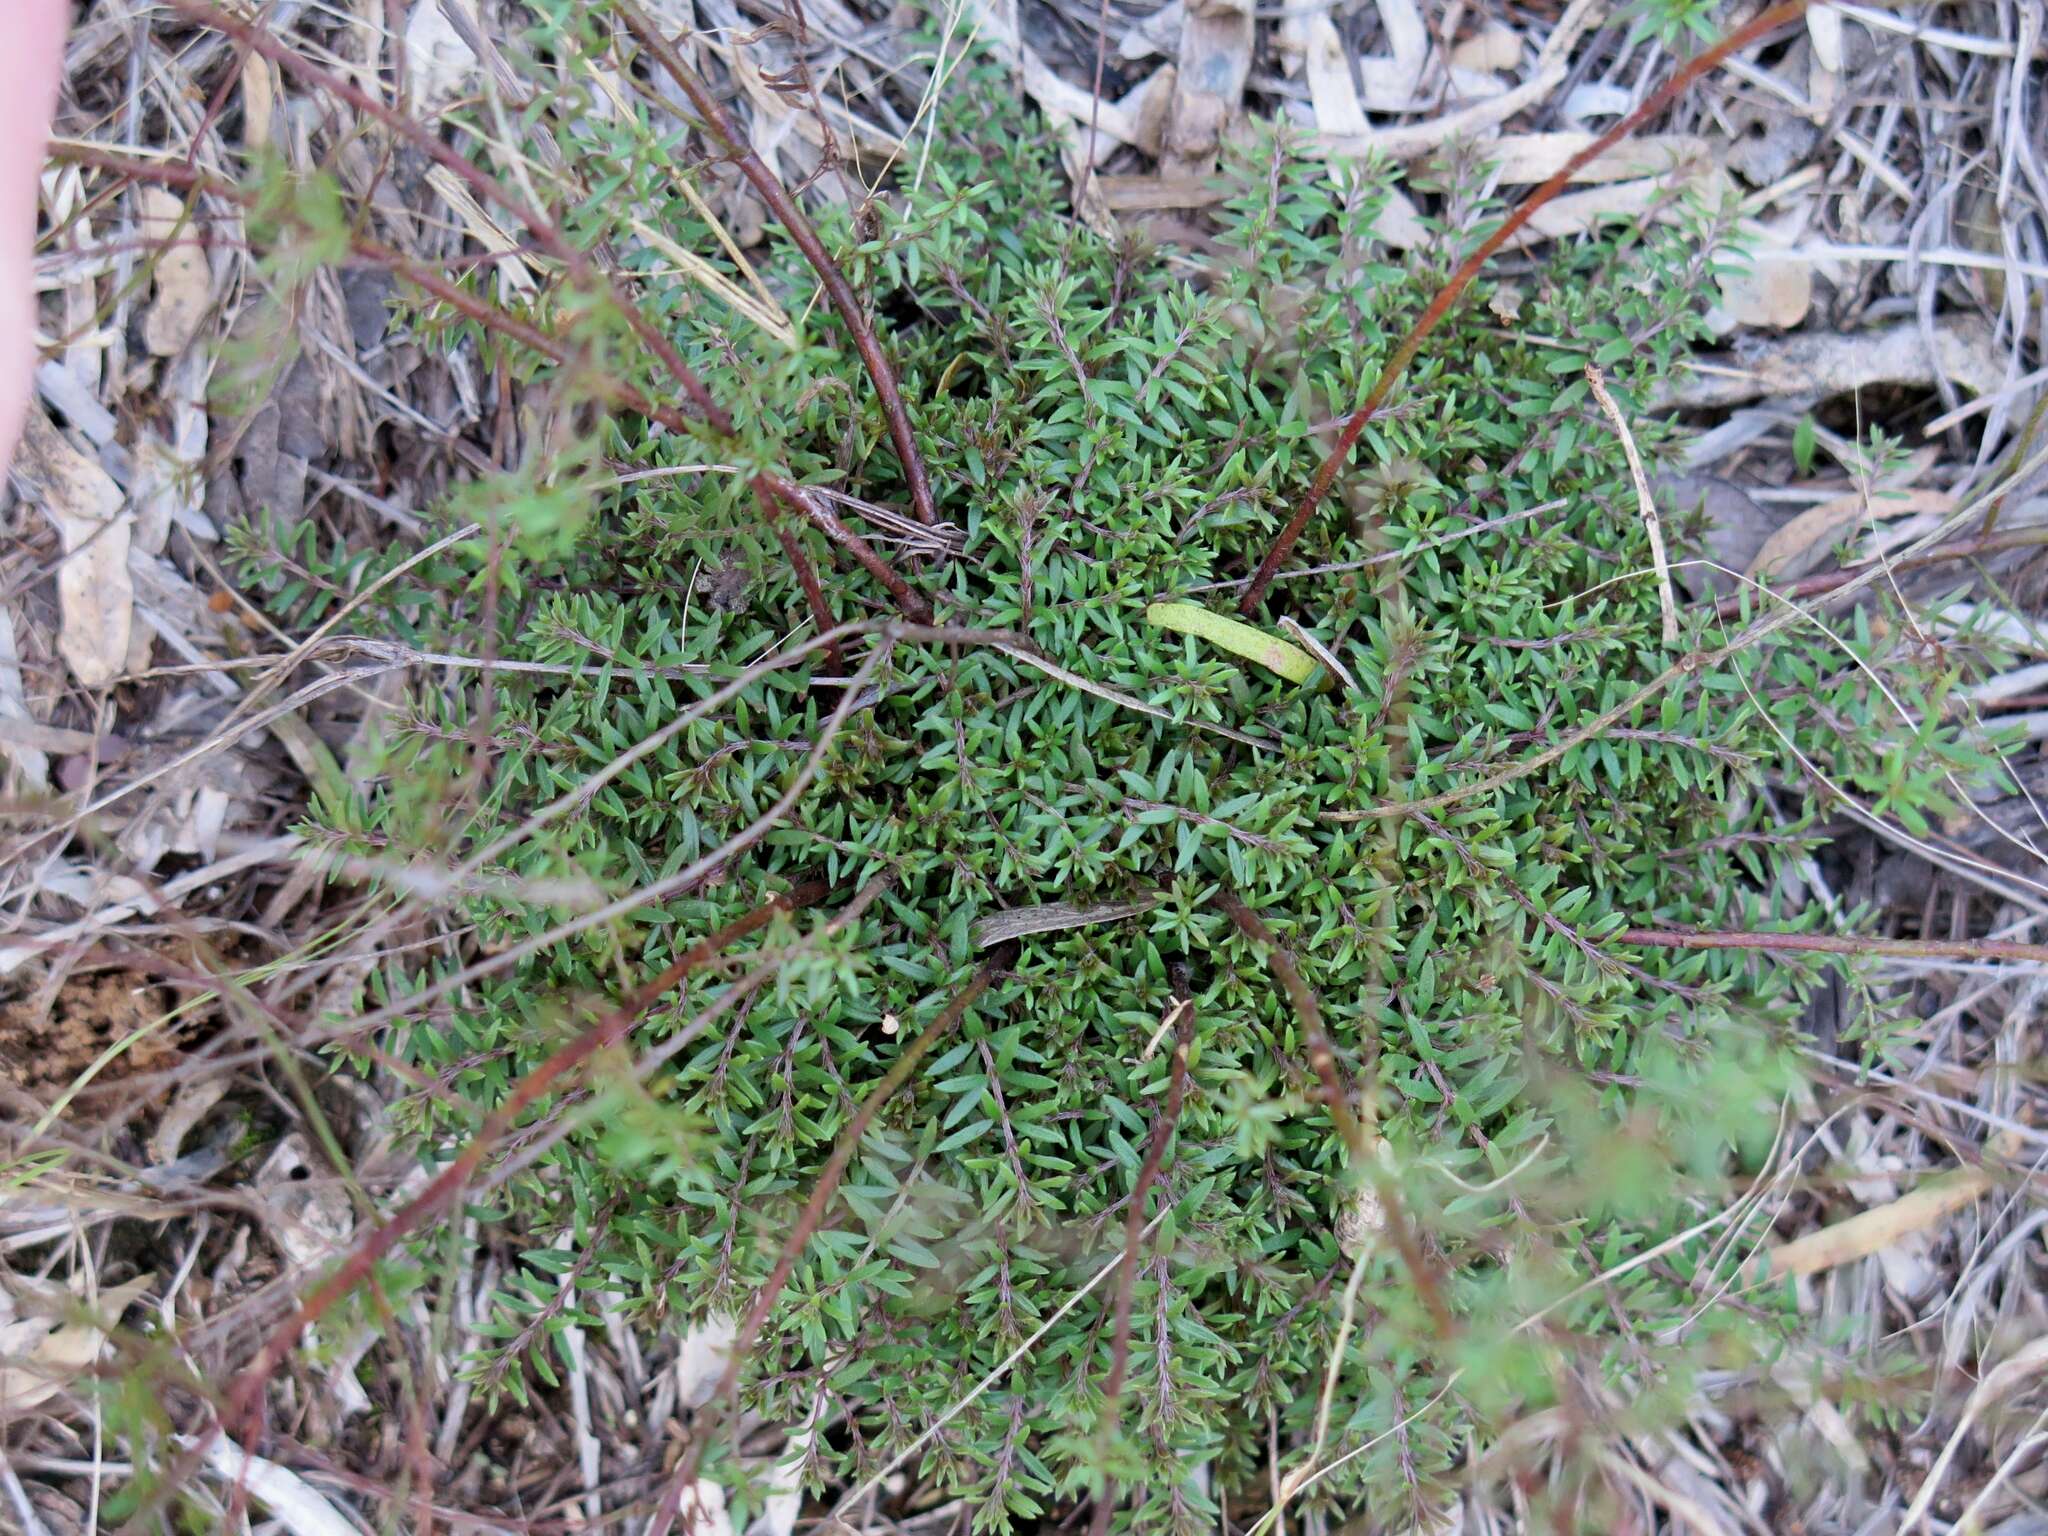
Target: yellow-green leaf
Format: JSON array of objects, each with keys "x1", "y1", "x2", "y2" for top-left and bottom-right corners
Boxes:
[{"x1": 1145, "y1": 601, "x2": 1321, "y2": 685}]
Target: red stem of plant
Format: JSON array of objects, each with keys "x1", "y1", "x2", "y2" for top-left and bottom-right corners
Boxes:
[
  {"x1": 649, "y1": 948, "x2": 1010, "y2": 1535},
  {"x1": 615, "y1": 0, "x2": 940, "y2": 528},
  {"x1": 771, "y1": 481, "x2": 934, "y2": 622},
  {"x1": 1215, "y1": 888, "x2": 1454, "y2": 1338},
  {"x1": 1088, "y1": 1005, "x2": 1195, "y2": 1536},
  {"x1": 1236, "y1": 0, "x2": 1813, "y2": 614},
  {"x1": 220, "y1": 883, "x2": 823, "y2": 1438},
  {"x1": 1617, "y1": 928, "x2": 2048, "y2": 963},
  {"x1": 758, "y1": 482, "x2": 844, "y2": 668}
]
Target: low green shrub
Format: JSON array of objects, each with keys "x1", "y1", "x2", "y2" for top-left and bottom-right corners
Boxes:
[{"x1": 288, "y1": 50, "x2": 1997, "y2": 1531}]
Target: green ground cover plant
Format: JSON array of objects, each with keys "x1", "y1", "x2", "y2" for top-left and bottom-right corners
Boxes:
[{"x1": 192, "y1": 10, "x2": 2012, "y2": 1527}]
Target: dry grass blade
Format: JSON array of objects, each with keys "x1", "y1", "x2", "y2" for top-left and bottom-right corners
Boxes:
[{"x1": 1584, "y1": 363, "x2": 1678, "y2": 645}]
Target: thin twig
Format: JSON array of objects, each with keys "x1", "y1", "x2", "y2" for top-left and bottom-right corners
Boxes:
[
  {"x1": 1711, "y1": 525, "x2": 2048, "y2": 617},
  {"x1": 1236, "y1": 0, "x2": 1812, "y2": 612},
  {"x1": 1584, "y1": 363, "x2": 1677, "y2": 645},
  {"x1": 1616, "y1": 927, "x2": 2048, "y2": 963}
]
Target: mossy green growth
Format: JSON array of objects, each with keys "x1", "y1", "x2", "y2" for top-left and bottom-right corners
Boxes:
[{"x1": 314, "y1": 60, "x2": 1999, "y2": 1531}]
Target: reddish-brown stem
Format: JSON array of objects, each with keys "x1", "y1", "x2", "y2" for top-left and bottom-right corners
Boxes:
[
  {"x1": 1237, "y1": 0, "x2": 1812, "y2": 614},
  {"x1": 1712, "y1": 526, "x2": 2048, "y2": 618},
  {"x1": 1617, "y1": 927, "x2": 2048, "y2": 964},
  {"x1": 220, "y1": 883, "x2": 824, "y2": 1437},
  {"x1": 613, "y1": 0, "x2": 940, "y2": 527},
  {"x1": 770, "y1": 480, "x2": 935, "y2": 623},
  {"x1": 649, "y1": 949, "x2": 1010, "y2": 1533},
  {"x1": 1088, "y1": 1005, "x2": 1195, "y2": 1536},
  {"x1": 757, "y1": 483, "x2": 845, "y2": 669},
  {"x1": 168, "y1": 0, "x2": 737, "y2": 433},
  {"x1": 1215, "y1": 888, "x2": 1455, "y2": 1338}
]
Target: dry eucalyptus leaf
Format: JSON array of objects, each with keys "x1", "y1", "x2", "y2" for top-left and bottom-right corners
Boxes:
[
  {"x1": 138, "y1": 187, "x2": 211, "y2": 358},
  {"x1": 1806, "y1": 3, "x2": 1844, "y2": 72},
  {"x1": 1118, "y1": 0, "x2": 1184, "y2": 59},
  {"x1": 193, "y1": 1435, "x2": 367, "y2": 1536},
  {"x1": 1162, "y1": 0, "x2": 1254, "y2": 174},
  {"x1": 1715, "y1": 250, "x2": 1813, "y2": 329},
  {"x1": 12, "y1": 412, "x2": 133, "y2": 688},
  {"x1": 1277, "y1": 13, "x2": 1367, "y2": 137},
  {"x1": 1498, "y1": 170, "x2": 1725, "y2": 251},
  {"x1": 675, "y1": 1313, "x2": 737, "y2": 1407},
  {"x1": 0, "y1": 610, "x2": 48, "y2": 795},
  {"x1": 970, "y1": 898, "x2": 1158, "y2": 950},
  {"x1": 1486, "y1": 132, "x2": 1710, "y2": 185},
  {"x1": 242, "y1": 52, "x2": 279, "y2": 149},
  {"x1": 404, "y1": 0, "x2": 481, "y2": 107},
  {"x1": 1659, "y1": 317, "x2": 2005, "y2": 410},
  {"x1": 0, "y1": 1272, "x2": 152, "y2": 1414},
  {"x1": 672, "y1": 1479, "x2": 735, "y2": 1536},
  {"x1": 1747, "y1": 488, "x2": 1955, "y2": 581},
  {"x1": 1450, "y1": 22, "x2": 1522, "y2": 72}
]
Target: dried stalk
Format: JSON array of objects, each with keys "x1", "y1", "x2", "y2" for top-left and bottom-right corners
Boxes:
[{"x1": 1584, "y1": 363, "x2": 1678, "y2": 645}]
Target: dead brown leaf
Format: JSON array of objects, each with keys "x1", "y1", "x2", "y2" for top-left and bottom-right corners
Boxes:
[
  {"x1": 138, "y1": 187, "x2": 211, "y2": 358},
  {"x1": 1748, "y1": 488, "x2": 1960, "y2": 581},
  {"x1": 0, "y1": 1273, "x2": 153, "y2": 1417},
  {"x1": 11, "y1": 412, "x2": 133, "y2": 688}
]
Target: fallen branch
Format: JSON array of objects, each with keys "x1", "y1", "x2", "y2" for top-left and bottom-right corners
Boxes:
[
  {"x1": 1237, "y1": 0, "x2": 1812, "y2": 613},
  {"x1": 1761, "y1": 1150, "x2": 2010, "y2": 1280}
]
